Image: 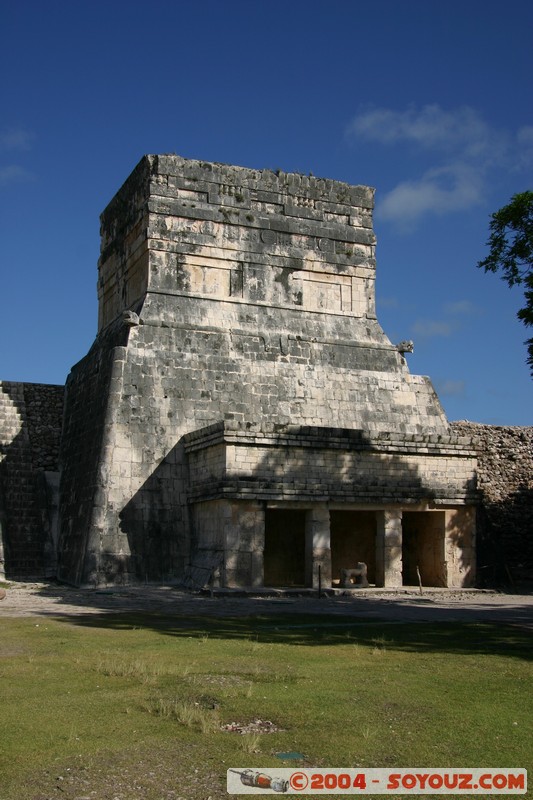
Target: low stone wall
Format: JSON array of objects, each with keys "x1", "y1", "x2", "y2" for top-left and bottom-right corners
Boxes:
[
  {"x1": 451, "y1": 422, "x2": 533, "y2": 584},
  {"x1": 0, "y1": 382, "x2": 64, "y2": 578}
]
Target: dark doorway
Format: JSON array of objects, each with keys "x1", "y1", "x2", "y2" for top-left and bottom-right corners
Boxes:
[
  {"x1": 402, "y1": 511, "x2": 446, "y2": 587},
  {"x1": 330, "y1": 510, "x2": 376, "y2": 585},
  {"x1": 264, "y1": 509, "x2": 306, "y2": 587}
]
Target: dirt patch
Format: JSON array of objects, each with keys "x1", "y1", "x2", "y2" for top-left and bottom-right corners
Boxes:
[
  {"x1": 17, "y1": 742, "x2": 226, "y2": 800},
  {"x1": 1, "y1": 582, "x2": 533, "y2": 626},
  {"x1": 221, "y1": 719, "x2": 284, "y2": 735}
]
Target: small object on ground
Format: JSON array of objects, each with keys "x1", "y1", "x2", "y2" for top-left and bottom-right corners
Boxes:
[
  {"x1": 340, "y1": 562, "x2": 369, "y2": 588},
  {"x1": 276, "y1": 751, "x2": 306, "y2": 760},
  {"x1": 221, "y1": 718, "x2": 284, "y2": 734},
  {"x1": 0, "y1": 589, "x2": 6, "y2": 601}
]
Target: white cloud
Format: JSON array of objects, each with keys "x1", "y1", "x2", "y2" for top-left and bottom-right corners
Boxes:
[
  {"x1": 377, "y1": 163, "x2": 483, "y2": 228},
  {"x1": 443, "y1": 300, "x2": 479, "y2": 316},
  {"x1": 516, "y1": 126, "x2": 533, "y2": 169},
  {"x1": 347, "y1": 104, "x2": 532, "y2": 228},
  {"x1": 0, "y1": 165, "x2": 34, "y2": 186},
  {"x1": 377, "y1": 296, "x2": 399, "y2": 308},
  {"x1": 409, "y1": 301, "x2": 477, "y2": 342},
  {"x1": 517, "y1": 126, "x2": 533, "y2": 146},
  {"x1": 411, "y1": 319, "x2": 456, "y2": 338},
  {"x1": 0, "y1": 128, "x2": 35, "y2": 188},
  {"x1": 435, "y1": 379, "x2": 466, "y2": 397},
  {"x1": 0, "y1": 128, "x2": 34, "y2": 151},
  {"x1": 348, "y1": 104, "x2": 496, "y2": 158}
]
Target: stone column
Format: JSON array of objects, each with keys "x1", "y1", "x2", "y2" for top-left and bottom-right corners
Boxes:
[
  {"x1": 224, "y1": 500, "x2": 265, "y2": 588},
  {"x1": 445, "y1": 507, "x2": 476, "y2": 588},
  {"x1": 305, "y1": 505, "x2": 331, "y2": 589},
  {"x1": 375, "y1": 509, "x2": 403, "y2": 587},
  {"x1": 249, "y1": 504, "x2": 265, "y2": 589}
]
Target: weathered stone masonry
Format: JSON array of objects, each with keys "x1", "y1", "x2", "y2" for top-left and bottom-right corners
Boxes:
[
  {"x1": 0, "y1": 156, "x2": 533, "y2": 586},
  {"x1": 1, "y1": 157, "x2": 531, "y2": 587},
  {"x1": 2, "y1": 394, "x2": 529, "y2": 584},
  {"x1": 452, "y1": 422, "x2": 533, "y2": 583},
  {"x1": 183, "y1": 422, "x2": 477, "y2": 589},
  {"x1": 0, "y1": 382, "x2": 63, "y2": 579},
  {"x1": 54, "y1": 154, "x2": 479, "y2": 588}
]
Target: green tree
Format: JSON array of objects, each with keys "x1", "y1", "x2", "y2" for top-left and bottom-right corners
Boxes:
[{"x1": 477, "y1": 190, "x2": 533, "y2": 376}]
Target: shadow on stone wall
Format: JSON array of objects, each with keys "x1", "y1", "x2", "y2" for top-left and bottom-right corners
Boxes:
[
  {"x1": 0, "y1": 382, "x2": 63, "y2": 579},
  {"x1": 245, "y1": 429, "x2": 477, "y2": 589},
  {"x1": 451, "y1": 422, "x2": 533, "y2": 589},
  {"x1": 116, "y1": 441, "x2": 189, "y2": 584},
  {"x1": 117, "y1": 424, "x2": 477, "y2": 589},
  {"x1": 476, "y1": 483, "x2": 533, "y2": 587}
]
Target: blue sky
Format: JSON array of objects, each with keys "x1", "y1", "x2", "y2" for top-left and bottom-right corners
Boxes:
[{"x1": 1, "y1": 0, "x2": 532, "y2": 425}]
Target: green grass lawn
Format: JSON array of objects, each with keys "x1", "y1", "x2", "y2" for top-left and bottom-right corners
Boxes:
[{"x1": 0, "y1": 613, "x2": 531, "y2": 799}]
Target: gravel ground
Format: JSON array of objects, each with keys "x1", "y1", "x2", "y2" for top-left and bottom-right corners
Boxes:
[{"x1": 2, "y1": 581, "x2": 533, "y2": 626}]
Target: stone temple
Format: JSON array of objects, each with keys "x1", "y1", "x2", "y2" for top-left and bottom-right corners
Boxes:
[{"x1": 56, "y1": 154, "x2": 477, "y2": 589}]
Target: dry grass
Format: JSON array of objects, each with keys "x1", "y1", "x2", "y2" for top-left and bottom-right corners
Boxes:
[
  {"x1": 96, "y1": 655, "x2": 167, "y2": 683},
  {"x1": 149, "y1": 697, "x2": 220, "y2": 733},
  {"x1": 239, "y1": 732, "x2": 262, "y2": 753},
  {"x1": 0, "y1": 614, "x2": 531, "y2": 800}
]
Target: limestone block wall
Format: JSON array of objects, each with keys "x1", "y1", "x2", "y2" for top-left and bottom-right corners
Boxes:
[
  {"x1": 96, "y1": 155, "x2": 449, "y2": 435},
  {"x1": 98, "y1": 160, "x2": 151, "y2": 331},
  {"x1": 57, "y1": 328, "x2": 134, "y2": 585},
  {"x1": 183, "y1": 423, "x2": 477, "y2": 589},
  {"x1": 451, "y1": 422, "x2": 533, "y2": 582},
  {"x1": 184, "y1": 422, "x2": 478, "y2": 506},
  {"x1": 189, "y1": 499, "x2": 265, "y2": 588},
  {"x1": 1, "y1": 158, "x2": 530, "y2": 587},
  {"x1": 56, "y1": 155, "x2": 462, "y2": 586},
  {"x1": 445, "y1": 507, "x2": 476, "y2": 587},
  {"x1": 0, "y1": 381, "x2": 63, "y2": 578}
]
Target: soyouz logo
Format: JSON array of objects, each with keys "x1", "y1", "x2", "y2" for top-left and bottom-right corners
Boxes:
[{"x1": 226, "y1": 768, "x2": 527, "y2": 794}]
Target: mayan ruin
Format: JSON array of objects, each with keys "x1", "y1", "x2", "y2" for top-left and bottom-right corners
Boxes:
[{"x1": 1, "y1": 155, "x2": 531, "y2": 589}]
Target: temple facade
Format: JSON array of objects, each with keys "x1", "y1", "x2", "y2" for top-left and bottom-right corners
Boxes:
[{"x1": 54, "y1": 155, "x2": 477, "y2": 589}]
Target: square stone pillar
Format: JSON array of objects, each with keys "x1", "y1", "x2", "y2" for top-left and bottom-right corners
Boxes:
[
  {"x1": 224, "y1": 501, "x2": 265, "y2": 588},
  {"x1": 445, "y1": 507, "x2": 476, "y2": 588},
  {"x1": 305, "y1": 505, "x2": 332, "y2": 589},
  {"x1": 375, "y1": 509, "x2": 403, "y2": 587},
  {"x1": 191, "y1": 499, "x2": 265, "y2": 588}
]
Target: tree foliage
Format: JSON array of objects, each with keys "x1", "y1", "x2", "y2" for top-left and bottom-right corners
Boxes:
[{"x1": 477, "y1": 190, "x2": 533, "y2": 376}]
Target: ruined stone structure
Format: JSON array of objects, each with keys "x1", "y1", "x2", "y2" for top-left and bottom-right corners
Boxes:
[
  {"x1": 0, "y1": 381, "x2": 63, "y2": 579},
  {"x1": 49, "y1": 154, "x2": 478, "y2": 589},
  {"x1": 452, "y1": 422, "x2": 533, "y2": 585}
]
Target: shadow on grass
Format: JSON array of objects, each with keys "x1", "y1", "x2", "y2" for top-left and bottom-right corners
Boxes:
[{"x1": 54, "y1": 611, "x2": 533, "y2": 661}]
